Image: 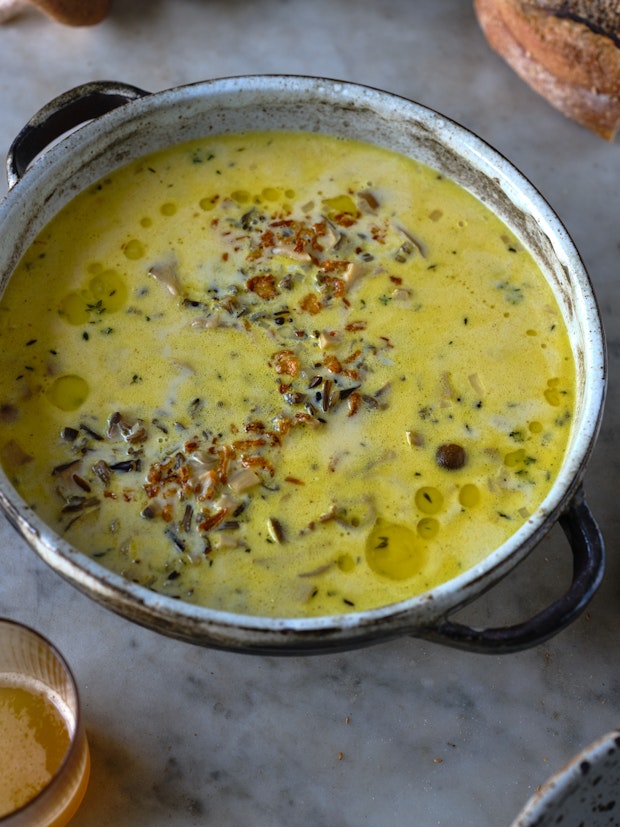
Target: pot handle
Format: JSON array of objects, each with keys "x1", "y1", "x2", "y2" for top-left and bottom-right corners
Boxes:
[
  {"x1": 6, "y1": 80, "x2": 149, "y2": 189},
  {"x1": 420, "y1": 486, "x2": 604, "y2": 654}
]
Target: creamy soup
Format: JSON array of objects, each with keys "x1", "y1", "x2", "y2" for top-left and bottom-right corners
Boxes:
[{"x1": 0, "y1": 131, "x2": 574, "y2": 617}]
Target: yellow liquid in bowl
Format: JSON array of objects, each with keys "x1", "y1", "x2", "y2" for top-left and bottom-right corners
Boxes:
[{"x1": 0, "y1": 130, "x2": 576, "y2": 617}]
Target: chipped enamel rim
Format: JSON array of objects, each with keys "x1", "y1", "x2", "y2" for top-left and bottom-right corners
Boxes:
[{"x1": 0, "y1": 76, "x2": 607, "y2": 653}]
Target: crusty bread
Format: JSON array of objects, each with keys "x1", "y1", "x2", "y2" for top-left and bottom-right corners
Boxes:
[
  {"x1": 31, "y1": 0, "x2": 110, "y2": 25},
  {"x1": 0, "y1": 0, "x2": 110, "y2": 25},
  {"x1": 474, "y1": 0, "x2": 620, "y2": 140}
]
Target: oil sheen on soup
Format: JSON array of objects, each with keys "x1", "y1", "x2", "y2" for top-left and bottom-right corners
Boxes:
[{"x1": 0, "y1": 131, "x2": 575, "y2": 617}]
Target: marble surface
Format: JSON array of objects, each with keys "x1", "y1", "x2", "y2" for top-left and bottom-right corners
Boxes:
[{"x1": 0, "y1": 1, "x2": 619, "y2": 825}]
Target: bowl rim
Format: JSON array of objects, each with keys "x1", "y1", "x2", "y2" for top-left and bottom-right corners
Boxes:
[{"x1": 511, "y1": 727, "x2": 620, "y2": 827}]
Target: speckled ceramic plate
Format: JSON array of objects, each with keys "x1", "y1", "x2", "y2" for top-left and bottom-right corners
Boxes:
[{"x1": 512, "y1": 728, "x2": 620, "y2": 827}]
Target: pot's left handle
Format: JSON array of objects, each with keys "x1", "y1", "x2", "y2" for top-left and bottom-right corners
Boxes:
[
  {"x1": 6, "y1": 80, "x2": 149, "y2": 189},
  {"x1": 419, "y1": 487, "x2": 605, "y2": 654}
]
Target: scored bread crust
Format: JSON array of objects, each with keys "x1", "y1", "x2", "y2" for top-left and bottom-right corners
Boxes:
[{"x1": 474, "y1": 0, "x2": 620, "y2": 139}]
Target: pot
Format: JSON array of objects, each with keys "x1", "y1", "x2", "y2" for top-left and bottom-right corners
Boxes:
[{"x1": 0, "y1": 77, "x2": 607, "y2": 655}]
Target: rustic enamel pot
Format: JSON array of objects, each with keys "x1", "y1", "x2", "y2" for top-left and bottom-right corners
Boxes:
[{"x1": 0, "y1": 77, "x2": 606, "y2": 654}]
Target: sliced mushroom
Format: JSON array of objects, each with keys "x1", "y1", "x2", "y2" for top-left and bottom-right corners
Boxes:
[
  {"x1": 149, "y1": 259, "x2": 182, "y2": 296},
  {"x1": 106, "y1": 411, "x2": 147, "y2": 443}
]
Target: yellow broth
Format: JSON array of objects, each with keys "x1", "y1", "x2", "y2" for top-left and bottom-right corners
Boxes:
[{"x1": 0, "y1": 131, "x2": 574, "y2": 617}]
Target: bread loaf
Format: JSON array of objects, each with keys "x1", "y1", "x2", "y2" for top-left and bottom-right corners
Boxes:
[
  {"x1": 0, "y1": 0, "x2": 110, "y2": 25},
  {"x1": 474, "y1": 0, "x2": 620, "y2": 139}
]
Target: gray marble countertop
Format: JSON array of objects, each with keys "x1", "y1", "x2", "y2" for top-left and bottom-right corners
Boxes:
[{"x1": 0, "y1": 2, "x2": 618, "y2": 825}]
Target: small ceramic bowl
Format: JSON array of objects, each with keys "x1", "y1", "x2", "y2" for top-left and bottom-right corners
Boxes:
[{"x1": 511, "y1": 728, "x2": 620, "y2": 827}]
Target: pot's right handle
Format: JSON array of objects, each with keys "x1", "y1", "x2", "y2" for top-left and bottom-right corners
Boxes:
[
  {"x1": 6, "y1": 80, "x2": 149, "y2": 189},
  {"x1": 420, "y1": 486, "x2": 605, "y2": 654}
]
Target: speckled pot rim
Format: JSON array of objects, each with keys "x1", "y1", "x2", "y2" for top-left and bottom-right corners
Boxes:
[
  {"x1": 0, "y1": 76, "x2": 607, "y2": 653},
  {"x1": 511, "y1": 728, "x2": 620, "y2": 827}
]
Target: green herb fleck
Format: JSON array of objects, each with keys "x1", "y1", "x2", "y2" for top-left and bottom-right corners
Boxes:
[
  {"x1": 496, "y1": 280, "x2": 525, "y2": 305},
  {"x1": 86, "y1": 299, "x2": 105, "y2": 315}
]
